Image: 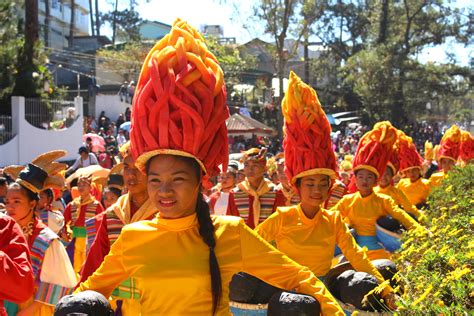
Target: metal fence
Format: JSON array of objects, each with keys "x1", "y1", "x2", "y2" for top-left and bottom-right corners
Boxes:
[
  {"x1": 0, "y1": 115, "x2": 13, "y2": 145},
  {"x1": 25, "y1": 98, "x2": 78, "y2": 130}
]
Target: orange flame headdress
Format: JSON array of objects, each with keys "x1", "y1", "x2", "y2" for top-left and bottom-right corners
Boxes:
[
  {"x1": 459, "y1": 130, "x2": 474, "y2": 164},
  {"x1": 439, "y1": 125, "x2": 461, "y2": 162},
  {"x1": 352, "y1": 122, "x2": 397, "y2": 178},
  {"x1": 282, "y1": 72, "x2": 337, "y2": 184},
  {"x1": 131, "y1": 19, "x2": 229, "y2": 177},
  {"x1": 397, "y1": 131, "x2": 423, "y2": 172}
]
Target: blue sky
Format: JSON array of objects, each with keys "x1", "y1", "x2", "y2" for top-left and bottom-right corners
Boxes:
[{"x1": 101, "y1": 0, "x2": 472, "y2": 66}]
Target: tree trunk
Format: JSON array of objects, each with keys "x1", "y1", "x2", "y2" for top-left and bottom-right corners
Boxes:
[
  {"x1": 69, "y1": 0, "x2": 75, "y2": 48},
  {"x1": 25, "y1": 0, "x2": 39, "y2": 66},
  {"x1": 112, "y1": 0, "x2": 118, "y2": 45},
  {"x1": 377, "y1": 0, "x2": 389, "y2": 44},
  {"x1": 89, "y1": 0, "x2": 95, "y2": 36},
  {"x1": 44, "y1": 0, "x2": 50, "y2": 46},
  {"x1": 95, "y1": 0, "x2": 100, "y2": 35}
]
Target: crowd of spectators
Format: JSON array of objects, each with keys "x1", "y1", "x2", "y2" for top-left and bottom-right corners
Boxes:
[{"x1": 79, "y1": 108, "x2": 132, "y2": 171}]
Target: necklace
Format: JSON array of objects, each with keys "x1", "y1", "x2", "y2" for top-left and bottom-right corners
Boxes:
[{"x1": 21, "y1": 220, "x2": 35, "y2": 237}]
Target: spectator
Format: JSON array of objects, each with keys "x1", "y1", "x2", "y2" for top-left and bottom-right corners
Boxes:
[
  {"x1": 89, "y1": 116, "x2": 98, "y2": 132},
  {"x1": 119, "y1": 81, "x2": 129, "y2": 102},
  {"x1": 117, "y1": 129, "x2": 127, "y2": 148},
  {"x1": 116, "y1": 113, "x2": 125, "y2": 129},
  {"x1": 128, "y1": 81, "x2": 136, "y2": 103},
  {"x1": 125, "y1": 107, "x2": 131, "y2": 122},
  {"x1": 67, "y1": 146, "x2": 99, "y2": 174},
  {"x1": 85, "y1": 137, "x2": 94, "y2": 153},
  {"x1": 0, "y1": 177, "x2": 7, "y2": 206},
  {"x1": 64, "y1": 107, "x2": 76, "y2": 128}
]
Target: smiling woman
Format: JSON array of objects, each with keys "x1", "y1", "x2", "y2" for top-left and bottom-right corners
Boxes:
[
  {"x1": 255, "y1": 72, "x2": 395, "y2": 310},
  {"x1": 73, "y1": 19, "x2": 344, "y2": 315}
]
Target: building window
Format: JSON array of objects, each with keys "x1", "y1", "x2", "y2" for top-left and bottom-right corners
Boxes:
[{"x1": 52, "y1": 0, "x2": 59, "y2": 9}]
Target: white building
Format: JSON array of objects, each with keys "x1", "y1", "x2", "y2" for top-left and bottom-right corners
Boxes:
[{"x1": 37, "y1": 0, "x2": 90, "y2": 48}]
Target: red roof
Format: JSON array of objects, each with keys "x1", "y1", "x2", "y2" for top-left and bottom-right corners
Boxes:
[{"x1": 226, "y1": 113, "x2": 276, "y2": 136}]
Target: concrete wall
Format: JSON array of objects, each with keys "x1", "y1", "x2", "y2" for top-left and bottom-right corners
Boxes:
[
  {"x1": 0, "y1": 97, "x2": 84, "y2": 167},
  {"x1": 95, "y1": 94, "x2": 131, "y2": 122}
]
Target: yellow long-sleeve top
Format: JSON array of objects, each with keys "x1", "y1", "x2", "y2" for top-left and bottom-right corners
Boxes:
[
  {"x1": 396, "y1": 177, "x2": 431, "y2": 206},
  {"x1": 77, "y1": 213, "x2": 344, "y2": 315},
  {"x1": 429, "y1": 171, "x2": 446, "y2": 188},
  {"x1": 374, "y1": 185, "x2": 423, "y2": 219},
  {"x1": 255, "y1": 205, "x2": 390, "y2": 295},
  {"x1": 332, "y1": 192, "x2": 422, "y2": 236}
]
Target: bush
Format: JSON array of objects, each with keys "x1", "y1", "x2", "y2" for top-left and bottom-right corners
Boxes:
[{"x1": 392, "y1": 165, "x2": 473, "y2": 313}]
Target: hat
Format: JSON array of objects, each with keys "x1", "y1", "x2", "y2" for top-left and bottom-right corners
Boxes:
[
  {"x1": 119, "y1": 141, "x2": 131, "y2": 159},
  {"x1": 397, "y1": 130, "x2": 423, "y2": 172},
  {"x1": 131, "y1": 19, "x2": 229, "y2": 177},
  {"x1": 459, "y1": 130, "x2": 474, "y2": 164},
  {"x1": 228, "y1": 160, "x2": 240, "y2": 173},
  {"x1": 107, "y1": 164, "x2": 124, "y2": 191},
  {"x1": 424, "y1": 141, "x2": 434, "y2": 160},
  {"x1": 281, "y1": 71, "x2": 337, "y2": 183},
  {"x1": 266, "y1": 153, "x2": 283, "y2": 177},
  {"x1": 352, "y1": 121, "x2": 397, "y2": 178},
  {"x1": 241, "y1": 148, "x2": 267, "y2": 164},
  {"x1": 433, "y1": 144, "x2": 441, "y2": 162},
  {"x1": 439, "y1": 125, "x2": 461, "y2": 162},
  {"x1": 4, "y1": 150, "x2": 68, "y2": 194},
  {"x1": 340, "y1": 155, "x2": 353, "y2": 172}
]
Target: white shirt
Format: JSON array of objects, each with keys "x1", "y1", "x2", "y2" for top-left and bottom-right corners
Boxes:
[{"x1": 214, "y1": 192, "x2": 230, "y2": 216}]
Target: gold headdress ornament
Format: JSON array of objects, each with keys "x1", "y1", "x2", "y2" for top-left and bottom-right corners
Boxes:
[
  {"x1": 241, "y1": 148, "x2": 268, "y2": 164},
  {"x1": 3, "y1": 150, "x2": 68, "y2": 193},
  {"x1": 119, "y1": 141, "x2": 131, "y2": 159},
  {"x1": 424, "y1": 141, "x2": 434, "y2": 161}
]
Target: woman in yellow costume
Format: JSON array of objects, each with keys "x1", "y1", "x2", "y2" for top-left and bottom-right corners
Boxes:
[
  {"x1": 396, "y1": 131, "x2": 432, "y2": 208},
  {"x1": 459, "y1": 130, "x2": 474, "y2": 165},
  {"x1": 374, "y1": 140, "x2": 423, "y2": 220},
  {"x1": 74, "y1": 19, "x2": 344, "y2": 315},
  {"x1": 332, "y1": 123, "x2": 423, "y2": 260},
  {"x1": 429, "y1": 125, "x2": 461, "y2": 187},
  {"x1": 4, "y1": 151, "x2": 77, "y2": 315},
  {"x1": 255, "y1": 72, "x2": 395, "y2": 307}
]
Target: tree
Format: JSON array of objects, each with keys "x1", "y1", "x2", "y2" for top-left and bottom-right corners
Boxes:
[
  {"x1": 206, "y1": 36, "x2": 256, "y2": 92},
  {"x1": 254, "y1": 0, "x2": 320, "y2": 134},
  {"x1": 342, "y1": 0, "x2": 472, "y2": 126},
  {"x1": 1, "y1": 0, "x2": 59, "y2": 114},
  {"x1": 102, "y1": 7, "x2": 142, "y2": 44}
]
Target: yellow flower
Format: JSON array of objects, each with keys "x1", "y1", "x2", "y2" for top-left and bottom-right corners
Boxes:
[
  {"x1": 412, "y1": 284, "x2": 433, "y2": 306},
  {"x1": 447, "y1": 266, "x2": 471, "y2": 281},
  {"x1": 437, "y1": 300, "x2": 445, "y2": 307},
  {"x1": 448, "y1": 228, "x2": 463, "y2": 237},
  {"x1": 448, "y1": 257, "x2": 457, "y2": 266}
]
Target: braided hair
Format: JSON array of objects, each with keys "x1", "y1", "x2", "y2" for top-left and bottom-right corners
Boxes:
[{"x1": 146, "y1": 155, "x2": 222, "y2": 314}]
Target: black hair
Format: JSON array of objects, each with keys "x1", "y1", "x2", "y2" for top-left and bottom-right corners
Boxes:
[
  {"x1": 9, "y1": 182, "x2": 39, "y2": 202},
  {"x1": 104, "y1": 187, "x2": 122, "y2": 198},
  {"x1": 0, "y1": 177, "x2": 7, "y2": 186},
  {"x1": 43, "y1": 188, "x2": 54, "y2": 204},
  {"x1": 146, "y1": 155, "x2": 221, "y2": 314}
]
